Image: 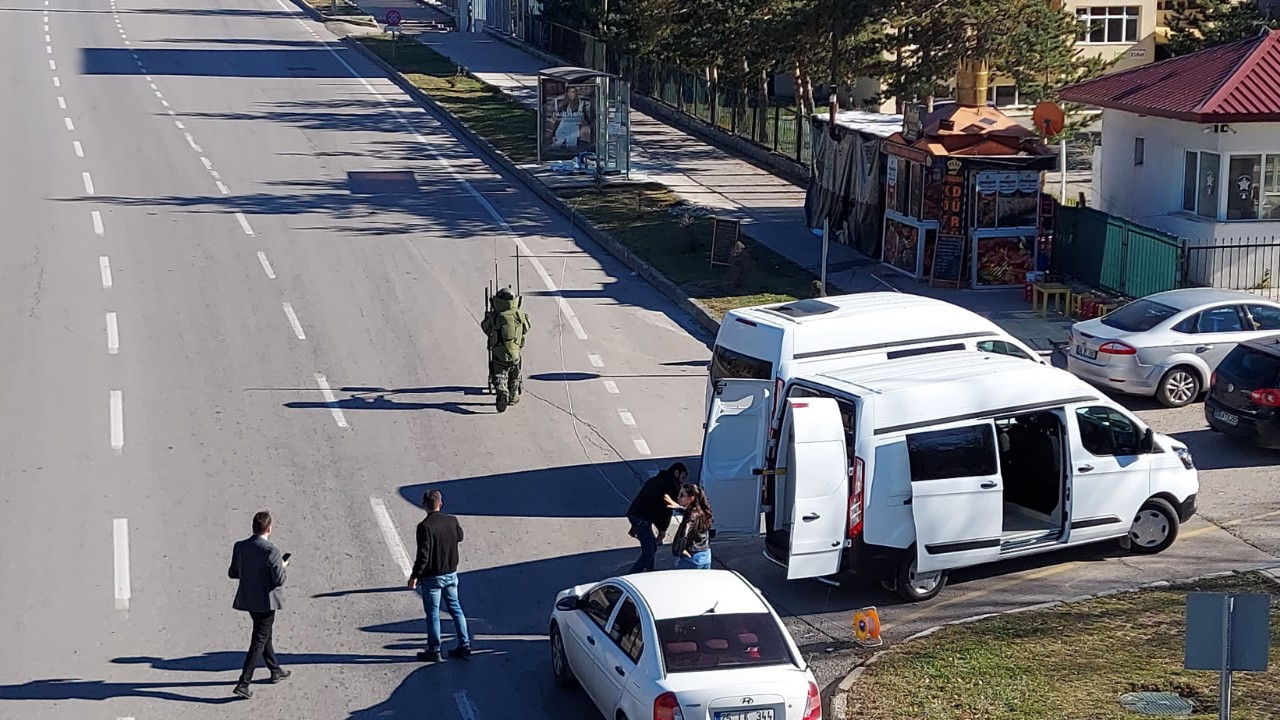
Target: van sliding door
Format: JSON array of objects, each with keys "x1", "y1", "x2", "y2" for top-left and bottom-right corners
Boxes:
[{"x1": 907, "y1": 421, "x2": 1004, "y2": 573}]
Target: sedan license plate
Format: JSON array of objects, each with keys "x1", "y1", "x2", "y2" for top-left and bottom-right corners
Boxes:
[
  {"x1": 1213, "y1": 409, "x2": 1240, "y2": 426},
  {"x1": 1075, "y1": 343, "x2": 1098, "y2": 360},
  {"x1": 715, "y1": 711, "x2": 774, "y2": 720}
]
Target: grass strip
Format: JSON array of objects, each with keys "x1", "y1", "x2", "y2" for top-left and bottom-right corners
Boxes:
[{"x1": 847, "y1": 572, "x2": 1280, "y2": 720}]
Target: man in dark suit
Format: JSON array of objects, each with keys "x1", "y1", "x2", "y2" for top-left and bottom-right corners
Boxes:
[{"x1": 228, "y1": 510, "x2": 290, "y2": 699}]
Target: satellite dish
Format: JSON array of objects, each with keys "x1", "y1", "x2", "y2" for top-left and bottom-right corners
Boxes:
[{"x1": 1033, "y1": 101, "x2": 1066, "y2": 139}]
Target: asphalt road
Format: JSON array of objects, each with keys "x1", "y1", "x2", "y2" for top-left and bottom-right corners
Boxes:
[{"x1": 1, "y1": 0, "x2": 1278, "y2": 717}]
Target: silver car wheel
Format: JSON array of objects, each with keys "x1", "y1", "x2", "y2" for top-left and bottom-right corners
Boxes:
[
  {"x1": 1163, "y1": 370, "x2": 1198, "y2": 406},
  {"x1": 907, "y1": 564, "x2": 944, "y2": 595},
  {"x1": 1130, "y1": 509, "x2": 1171, "y2": 548}
]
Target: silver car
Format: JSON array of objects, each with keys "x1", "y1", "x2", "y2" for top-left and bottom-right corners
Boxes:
[{"x1": 1067, "y1": 288, "x2": 1280, "y2": 407}]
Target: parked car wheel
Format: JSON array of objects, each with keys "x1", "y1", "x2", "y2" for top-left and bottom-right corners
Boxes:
[
  {"x1": 1157, "y1": 366, "x2": 1201, "y2": 407},
  {"x1": 1127, "y1": 498, "x2": 1180, "y2": 554},
  {"x1": 893, "y1": 553, "x2": 947, "y2": 602},
  {"x1": 550, "y1": 624, "x2": 576, "y2": 688}
]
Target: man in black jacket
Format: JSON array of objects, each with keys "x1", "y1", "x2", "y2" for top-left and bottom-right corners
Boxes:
[
  {"x1": 625, "y1": 462, "x2": 688, "y2": 573},
  {"x1": 228, "y1": 511, "x2": 290, "y2": 699},
  {"x1": 407, "y1": 490, "x2": 472, "y2": 662}
]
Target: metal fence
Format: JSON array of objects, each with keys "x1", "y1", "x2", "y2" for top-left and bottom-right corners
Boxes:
[
  {"x1": 1052, "y1": 204, "x2": 1184, "y2": 298},
  {"x1": 514, "y1": 19, "x2": 812, "y2": 166},
  {"x1": 1184, "y1": 240, "x2": 1280, "y2": 299}
]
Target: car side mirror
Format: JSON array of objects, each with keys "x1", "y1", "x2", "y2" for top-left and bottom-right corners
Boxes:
[
  {"x1": 1140, "y1": 427, "x2": 1155, "y2": 454},
  {"x1": 555, "y1": 595, "x2": 582, "y2": 612}
]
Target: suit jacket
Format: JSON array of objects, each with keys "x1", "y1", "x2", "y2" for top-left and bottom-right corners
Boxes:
[{"x1": 228, "y1": 534, "x2": 287, "y2": 613}]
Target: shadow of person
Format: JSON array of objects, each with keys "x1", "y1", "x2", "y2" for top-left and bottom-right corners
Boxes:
[
  {"x1": 0, "y1": 678, "x2": 238, "y2": 704},
  {"x1": 111, "y1": 651, "x2": 419, "y2": 673}
]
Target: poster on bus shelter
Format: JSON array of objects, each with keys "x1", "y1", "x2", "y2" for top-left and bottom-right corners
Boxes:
[{"x1": 538, "y1": 78, "x2": 598, "y2": 161}]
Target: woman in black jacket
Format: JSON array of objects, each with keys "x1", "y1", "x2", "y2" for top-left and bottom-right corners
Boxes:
[{"x1": 667, "y1": 483, "x2": 714, "y2": 570}]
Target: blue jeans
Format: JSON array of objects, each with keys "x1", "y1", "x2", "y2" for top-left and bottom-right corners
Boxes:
[
  {"x1": 628, "y1": 516, "x2": 659, "y2": 574},
  {"x1": 420, "y1": 573, "x2": 471, "y2": 651},
  {"x1": 675, "y1": 549, "x2": 711, "y2": 569}
]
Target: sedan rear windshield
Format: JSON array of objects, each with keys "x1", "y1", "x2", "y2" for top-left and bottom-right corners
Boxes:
[
  {"x1": 1219, "y1": 347, "x2": 1280, "y2": 387},
  {"x1": 1101, "y1": 299, "x2": 1179, "y2": 332},
  {"x1": 656, "y1": 612, "x2": 793, "y2": 673}
]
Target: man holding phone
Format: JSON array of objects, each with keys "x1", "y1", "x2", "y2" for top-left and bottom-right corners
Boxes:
[{"x1": 228, "y1": 510, "x2": 291, "y2": 699}]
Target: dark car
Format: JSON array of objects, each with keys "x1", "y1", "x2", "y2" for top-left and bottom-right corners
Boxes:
[{"x1": 1205, "y1": 335, "x2": 1280, "y2": 448}]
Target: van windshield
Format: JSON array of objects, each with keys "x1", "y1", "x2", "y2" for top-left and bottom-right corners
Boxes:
[{"x1": 710, "y1": 345, "x2": 774, "y2": 384}]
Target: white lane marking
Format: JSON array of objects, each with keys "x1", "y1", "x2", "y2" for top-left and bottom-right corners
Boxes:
[
  {"x1": 234, "y1": 212, "x2": 254, "y2": 235},
  {"x1": 64, "y1": 117, "x2": 74, "y2": 130},
  {"x1": 166, "y1": 109, "x2": 175, "y2": 116},
  {"x1": 123, "y1": 39, "x2": 130, "y2": 45},
  {"x1": 49, "y1": 59, "x2": 55, "y2": 70},
  {"x1": 154, "y1": 90, "x2": 163, "y2": 99},
  {"x1": 210, "y1": 170, "x2": 220, "y2": 179},
  {"x1": 183, "y1": 133, "x2": 201, "y2": 151},
  {"x1": 216, "y1": 181, "x2": 229, "y2": 195},
  {"x1": 82, "y1": 172, "x2": 95, "y2": 195},
  {"x1": 313, "y1": 373, "x2": 348, "y2": 428},
  {"x1": 73, "y1": 140, "x2": 84, "y2": 157},
  {"x1": 46, "y1": 45, "x2": 52, "y2": 54},
  {"x1": 174, "y1": 120, "x2": 185, "y2": 129},
  {"x1": 99, "y1": 256, "x2": 112, "y2": 289},
  {"x1": 602, "y1": 380, "x2": 619, "y2": 394},
  {"x1": 160, "y1": 99, "x2": 169, "y2": 108},
  {"x1": 588, "y1": 354, "x2": 604, "y2": 368},
  {"x1": 45, "y1": 34, "x2": 51, "y2": 42},
  {"x1": 282, "y1": 303, "x2": 307, "y2": 340},
  {"x1": 369, "y1": 497, "x2": 412, "y2": 578},
  {"x1": 453, "y1": 692, "x2": 480, "y2": 720},
  {"x1": 283, "y1": 18, "x2": 592, "y2": 342},
  {"x1": 57, "y1": 96, "x2": 66, "y2": 109},
  {"x1": 109, "y1": 390, "x2": 124, "y2": 450},
  {"x1": 92, "y1": 210, "x2": 104, "y2": 235},
  {"x1": 618, "y1": 409, "x2": 636, "y2": 427},
  {"x1": 149, "y1": 82, "x2": 158, "y2": 91},
  {"x1": 106, "y1": 312, "x2": 119, "y2": 354},
  {"x1": 112, "y1": 518, "x2": 131, "y2": 610},
  {"x1": 200, "y1": 156, "x2": 212, "y2": 170},
  {"x1": 145, "y1": 75, "x2": 152, "y2": 82},
  {"x1": 52, "y1": 76, "x2": 59, "y2": 87},
  {"x1": 257, "y1": 251, "x2": 276, "y2": 279},
  {"x1": 633, "y1": 437, "x2": 652, "y2": 456}
]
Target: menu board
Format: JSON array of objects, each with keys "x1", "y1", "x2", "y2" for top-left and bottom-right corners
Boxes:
[
  {"x1": 938, "y1": 158, "x2": 967, "y2": 237},
  {"x1": 930, "y1": 234, "x2": 966, "y2": 288},
  {"x1": 710, "y1": 217, "x2": 741, "y2": 268}
]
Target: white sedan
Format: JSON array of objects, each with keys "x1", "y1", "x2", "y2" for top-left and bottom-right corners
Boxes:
[{"x1": 548, "y1": 569, "x2": 821, "y2": 720}]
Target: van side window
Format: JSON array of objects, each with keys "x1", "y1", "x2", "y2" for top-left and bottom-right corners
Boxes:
[
  {"x1": 1074, "y1": 407, "x2": 1143, "y2": 457},
  {"x1": 905, "y1": 425, "x2": 998, "y2": 481},
  {"x1": 976, "y1": 339, "x2": 1034, "y2": 361},
  {"x1": 710, "y1": 346, "x2": 774, "y2": 385}
]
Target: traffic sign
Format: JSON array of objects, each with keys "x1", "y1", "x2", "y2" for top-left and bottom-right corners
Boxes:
[{"x1": 384, "y1": 9, "x2": 402, "y2": 26}]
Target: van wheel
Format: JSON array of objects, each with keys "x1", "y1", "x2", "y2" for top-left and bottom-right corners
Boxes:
[
  {"x1": 1127, "y1": 498, "x2": 1180, "y2": 554},
  {"x1": 1157, "y1": 367, "x2": 1201, "y2": 408},
  {"x1": 893, "y1": 554, "x2": 947, "y2": 602},
  {"x1": 550, "y1": 624, "x2": 576, "y2": 688}
]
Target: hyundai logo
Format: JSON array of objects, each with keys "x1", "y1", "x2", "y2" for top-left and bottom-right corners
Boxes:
[
  {"x1": 741, "y1": 697, "x2": 754, "y2": 705},
  {"x1": 1228, "y1": 383, "x2": 1236, "y2": 392}
]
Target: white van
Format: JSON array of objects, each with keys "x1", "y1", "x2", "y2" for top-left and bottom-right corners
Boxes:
[
  {"x1": 700, "y1": 351, "x2": 1199, "y2": 602},
  {"x1": 707, "y1": 293, "x2": 1046, "y2": 416}
]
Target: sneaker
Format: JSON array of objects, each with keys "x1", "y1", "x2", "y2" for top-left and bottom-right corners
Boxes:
[
  {"x1": 495, "y1": 397, "x2": 508, "y2": 413},
  {"x1": 447, "y1": 646, "x2": 472, "y2": 660},
  {"x1": 416, "y1": 649, "x2": 442, "y2": 662},
  {"x1": 269, "y1": 669, "x2": 291, "y2": 684},
  {"x1": 233, "y1": 684, "x2": 253, "y2": 699},
  {"x1": 508, "y1": 394, "x2": 520, "y2": 405}
]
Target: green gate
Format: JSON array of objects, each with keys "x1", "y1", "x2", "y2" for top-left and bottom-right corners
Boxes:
[{"x1": 1052, "y1": 205, "x2": 1184, "y2": 298}]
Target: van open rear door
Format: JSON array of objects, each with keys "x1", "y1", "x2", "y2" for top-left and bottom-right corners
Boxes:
[
  {"x1": 785, "y1": 398, "x2": 849, "y2": 580},
  {"x1": 700, "y1": 380, "x2": 773, "y2": 536}
]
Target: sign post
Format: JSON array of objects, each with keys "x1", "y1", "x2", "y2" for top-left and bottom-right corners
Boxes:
[
  {"x1": 384, "y1": 10, "x2": 403, "y2": 62},
  {"x1": 1185, "y1": 592, "x2": 1272, "y2": 720}
]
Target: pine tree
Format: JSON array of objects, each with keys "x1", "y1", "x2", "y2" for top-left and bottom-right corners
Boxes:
[{"x1": 1167, "y1": 0, "x2": 1280, "y2": 56}]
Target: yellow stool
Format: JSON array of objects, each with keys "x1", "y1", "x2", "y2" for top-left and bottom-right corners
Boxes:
[
  {"x1": 1070, "y1": 292, "x2": 1099, "y2": 319},
  {"x1": 1096, "y1": 301, "x2": 1121, "y2": 318},
  {"x1": 1032, "y1": 282, "x2": 1071, "y2": 317}
]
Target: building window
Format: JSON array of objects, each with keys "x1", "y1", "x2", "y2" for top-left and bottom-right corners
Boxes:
[
  {"x1": 1134, "y1": 137, "x2": 1145, "y2": 166},
  {"x1": 1265, "y1": 156, "x2": 1280, "y2": 219},
  {"x1": 1077, "y1": 6, "x2": 1141, "y2": 44},
  {"x1": 1182, "y1": 151, "x2": 1280, "y2": 221},
  {"x1": 1198, "y1": 151, "x2": 1221, "y2": 219},
  {"x1": 1182, "y1": 151, "x2": 1197, "y2": 212},
  {"x1": 1227, "y1": 155, "x2": 1262, "y2": 220}
]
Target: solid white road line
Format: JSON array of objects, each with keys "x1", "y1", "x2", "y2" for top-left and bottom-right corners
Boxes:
[
  {"x1": 216, "y1": 181, "x2": 229, "y2": 195},
  {"x1": 234, "y1": 212, "x2": 254, "y2": 236},
  {"x1": 602, "y1": 380, "x2": 619, "y2": 394},
  {"x1": 73, "y1": 140, "x2": 84, "y2": 157},
  {"x1": 618, "y1": 409, "x2": 636, "y2": 427},
  {"x1": 257, "y1": 251, "x2": 276, "y2": 279},
  {"x1": 453, "y1": 692, "x2": 481, "y2": 720},
  {"x1": 588, "y1": 354, "x2": 604, "y2": 368},
  {"x1": 64, "y1": 117, "x2": 73, "y2": 130},
  {"x1": 99, "y1": 256, "x2": 112, "y2": 289},
  {"x1": 282, "y1": 302, "x2": 306, "y2": 340},
  {"x1": 92, "y1": 210, "x2": 104, "y2": 235},
  {"x1": 106, "y1": 312, "x2": 119, "y2": 354},
  {"x1": 633, "y1": 437, "x2": 651, "y2": 455},
  {"x1": 112, "y1": 518, "x2": 131, "y2": 611},
  {"x1": 57, "y1": 95, "x2": 65, "y2": 109},
  {"x1": 110, "y1": 390, "x2": 124, "y2": 450},
  {"x1": 313, "y1": 373, "x2": 349, "y2": 428},
  {"x1": 82, "y1": 172, "x2": 95, "y2": 194},
  {"x1": 369, "y1": 497, "x2": 412, "y2": 578}
]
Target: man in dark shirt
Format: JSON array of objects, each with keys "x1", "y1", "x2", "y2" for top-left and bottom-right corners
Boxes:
[
  {"x1": 407, "y1": 490, "x2": 472, "y2": 662},
  {"x1": 625, "y1": 462, "x2": 688, "y2": 573}
]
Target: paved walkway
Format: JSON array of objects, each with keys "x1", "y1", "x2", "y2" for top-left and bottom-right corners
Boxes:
[{"x1": 380, "y1": 25, "x2": 1074, "y2": 350}]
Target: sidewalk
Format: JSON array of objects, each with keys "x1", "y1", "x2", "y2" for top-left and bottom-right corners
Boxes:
[{"x1": 371, "y1": 23, "x2": 1074, "y2": 351}]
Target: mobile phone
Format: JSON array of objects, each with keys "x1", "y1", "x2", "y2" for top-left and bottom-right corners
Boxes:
[{"x1": 282, "y1": 552, "x2": 292, "y2": 563}]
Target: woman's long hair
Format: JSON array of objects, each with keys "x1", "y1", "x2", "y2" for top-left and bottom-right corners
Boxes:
[{"x1": 681, "y1": 483, "x2": 713, "y2": 535}]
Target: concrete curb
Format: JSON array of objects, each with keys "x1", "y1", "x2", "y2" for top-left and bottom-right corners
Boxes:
[
  {"x1": 340, "y1": 37, "x2": 724, "y2": 336},
  {"x1": 284, "y1": 0, "x2": 379, "y2": 28},
  {"x1": 829, "y1": 563, "x2": 1280, "y2": 720}
]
